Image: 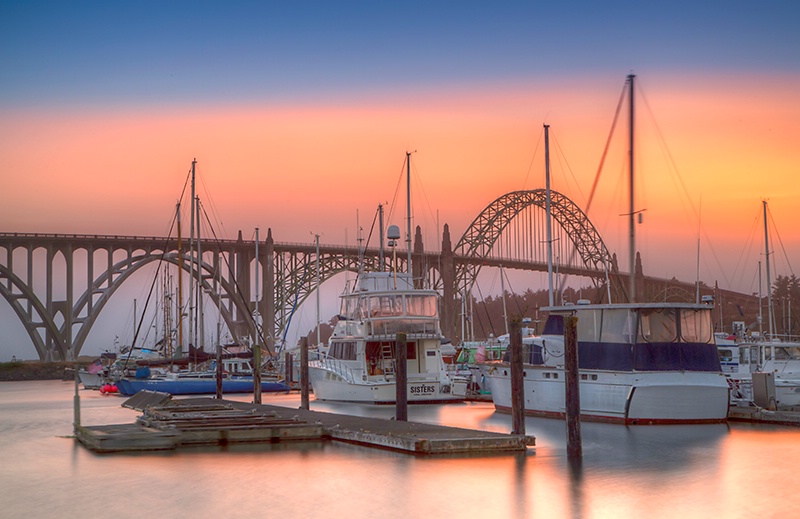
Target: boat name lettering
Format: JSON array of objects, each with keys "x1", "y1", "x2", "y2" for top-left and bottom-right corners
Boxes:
[{"x1": 410, "y1": 384, "x2": 436, "y2": 395}]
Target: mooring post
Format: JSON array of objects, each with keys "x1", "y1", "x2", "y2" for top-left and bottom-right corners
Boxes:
[
  {"x1": 564, "y1": 315, "x2": 582, "y2": 458},
  {"x1": 284, "y1": 351, "x2": 293, "y2": 386},
  {"x1": 73, "y1": 362, "x2": 81, "y2": 433},
  {"x1": 395, "y1": 332, "x2": 408, "y2": 421},
  {"x1": 253, "y1": 344, "x2": 262, "y2": 405},
  {"x1": 509, "y1": 319, "x2": 525, "y2": 436},
  {"x1": 216, "y1": 340, "x2": 223, "y2": 400},
  {"x1": 300, "y1": 336, "x2": 309, "y2": 410}
]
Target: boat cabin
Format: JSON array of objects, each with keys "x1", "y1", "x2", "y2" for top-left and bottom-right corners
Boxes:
[{"x1": 511, "y1": 303, "x2": 720, "y2": 372}]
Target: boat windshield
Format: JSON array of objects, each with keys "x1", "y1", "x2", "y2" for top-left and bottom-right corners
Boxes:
[{"x1": 638, "y1": 308, "x2": 713, "y2": 344}]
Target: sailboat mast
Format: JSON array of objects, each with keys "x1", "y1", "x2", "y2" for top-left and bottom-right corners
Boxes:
[
  {"x1": 315, "y1": 233, "x2": 321, "y2": 347},
  {"x1": 627, "y1": 74, "x2": 636, "y2": 303},
  {"x1": 406, "y1": 151, "x2": 412, "y2": 276},
  {"x1": 189, "y1": 159, "x2": 196, "y2": 350},
  {"x1": 176, "y1": 202, "x2": 183, "y2": 357},
  {"x1": 196, "y1": 195, "x2": 204, "y2": 353},
  {"x1": 763, "y1": 200, "x2": 775, "y2": 339},
  {"x1": 544, "y1": 124, "x2": 555, "y2": 306},
  {"x1": 255, "y1": 227, "x2": 260, "y2": 345}
]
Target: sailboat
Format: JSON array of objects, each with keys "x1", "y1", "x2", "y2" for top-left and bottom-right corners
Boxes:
[
  {"x1": 307, "y1": 154, "x2": 463, "y2": 404},
  {"x1": 115, "y1": 161, "x2": 290, "y2": 397},
  {"x1": 483, "y1": 77, "x2": 730, "y2": 424},
  {"x1": 719, "y1": 201, "x2": 800, "y2": 408}
]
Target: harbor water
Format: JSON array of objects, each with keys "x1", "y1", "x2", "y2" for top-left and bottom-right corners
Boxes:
[{"x1": 1, "y1": 380, "x2": 797, "y2": 518}]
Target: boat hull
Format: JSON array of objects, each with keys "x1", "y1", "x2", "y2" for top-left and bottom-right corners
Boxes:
[
  {"x1": 308, "y1": 366, "x2": 462, "y2": 404},
  {"x1": 484, "y1": 364, "x2": 730, "y2": 424},
  {"x1": 115, "y1": 377, "x2": 290, "y2": 396}
]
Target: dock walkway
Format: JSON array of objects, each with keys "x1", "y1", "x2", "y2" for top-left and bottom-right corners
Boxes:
[{"x1": 75, "y1": 393, "x2": 533, "y2": 455}]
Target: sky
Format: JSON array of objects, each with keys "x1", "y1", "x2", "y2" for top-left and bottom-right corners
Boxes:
[{"x1": 1, "y1": 1, "x2": 799, "y2": 359}]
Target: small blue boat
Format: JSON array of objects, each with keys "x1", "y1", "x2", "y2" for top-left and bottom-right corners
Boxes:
[{"x1": 115, "y1": 375, "x2": 290, "y2": 396}]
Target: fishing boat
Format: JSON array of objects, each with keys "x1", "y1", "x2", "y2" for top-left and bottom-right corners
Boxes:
[
  {"x1": 482, "y1": 76, "x2": 730, "y2": 424},
  {"x1": 308, "y1": 154, "x2": 463, "y2": 404},
  {"x1": 307, "y1": 270, "x2": 462, "y2": 404}
]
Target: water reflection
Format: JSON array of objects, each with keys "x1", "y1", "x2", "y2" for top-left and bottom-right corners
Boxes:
[{"x1": 3, "y1": 381, "x2": 800, "y2": 519}]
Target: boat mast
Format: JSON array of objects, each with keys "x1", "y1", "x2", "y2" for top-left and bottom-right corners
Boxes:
[
  {"x1": 406, "y1": 151, "x2": 413, "y2": 276},
  {"x1": 627, "y1": 74, "x2": 636, "y2": 303},
  {"x1": 544, "y1": 124, "x2": 555, "y2": 306},
  {"x1": 176, "y1": 202, "x2": 184, "y2": 357},
  {"x1": 196, "y1": 195, "x2": 204, "y2": 354},
  {"x1": 255, "y1": 227, "x2": 260, "y2": 347},
  {"x1": 763, "y1": 200, "x2": 776, "y2": 340},
  {"x1": 378, "y1": 204, "x2": 385, "y2": 270},
  {"x1": 188, "y1": 159, "x2": 196, "y2": 351},
  {"x1": 315, "y1": 232, "x2": 321, "y2": 347}
]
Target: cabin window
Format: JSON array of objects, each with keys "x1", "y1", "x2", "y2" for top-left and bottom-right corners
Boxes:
[
  {"x1": 680, "y1": 309, "x2": 713, "y2": 343},
  {"x1": 639, "y1": 309, "x2": 678, "y2": 343},
  {"x1": 599, "y1": 309, "x2": 636, "y2": 344},
  {"x1": 329, "y1": 341, "x2": 357, "y2": 360},
  {"x1": 718, "y1": 349, "x2": 733, "y2": 362},
  {"x1": 368, "y1": 295, "x2": 403, "y2": 317},
  {"x1": 405, "y1": 295, "x2": 438, "y2": 317}
]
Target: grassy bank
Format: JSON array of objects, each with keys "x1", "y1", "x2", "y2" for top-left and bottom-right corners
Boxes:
[{"x1": 0, "y1": 361, "x2": 74, "y2": 381}]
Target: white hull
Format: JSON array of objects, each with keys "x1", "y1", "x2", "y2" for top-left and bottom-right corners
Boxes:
[
  {"x1": 484, "y1": 364, "x2": 729, "y2": 424},
  {"x1": 78, "y1": 370, "x2": 105, "y2": 389},
  {"x1": 308, "y1": 365, "x2": 462, "y2": 404}
]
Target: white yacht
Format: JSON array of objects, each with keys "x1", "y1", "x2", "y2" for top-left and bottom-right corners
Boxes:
[
  {"x1": 308, "y1": 271, "x2": 463, "y2": 404},
  {"x1": 717, "y1": 334, "x2": 800, "y2": 408},
  {"x1": 483, "y1": 301, "x2": 730, "y2": 424}
]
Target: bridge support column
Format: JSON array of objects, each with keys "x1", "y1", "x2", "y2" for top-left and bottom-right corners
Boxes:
[
  {"x1": 412, "y1": 226, "x2": 424, "y2": 289},
  {"x1": 441, "y1": 224, "x2": 457, "y2": 344}
]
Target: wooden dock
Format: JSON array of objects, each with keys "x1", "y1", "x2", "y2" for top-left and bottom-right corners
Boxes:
[{"x1": 75, "y1": 394, "x2": 534, "y2": 455}]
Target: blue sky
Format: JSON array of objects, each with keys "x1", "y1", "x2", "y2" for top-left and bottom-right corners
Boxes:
[{"x1": 3, "y1": 1, "x2": 799, "y2": 108}]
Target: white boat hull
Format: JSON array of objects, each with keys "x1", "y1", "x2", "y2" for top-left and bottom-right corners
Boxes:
[
  {"x1": 484, "y1": 364, "x2": 730, "y2": 424},
  {"x1": 308, "y1": 365, "x2": 462, "y2": 404}
]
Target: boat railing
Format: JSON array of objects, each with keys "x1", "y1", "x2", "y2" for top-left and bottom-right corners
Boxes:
[{"x1": 316, "y1": 356, "x2": 361, "y2": 383}]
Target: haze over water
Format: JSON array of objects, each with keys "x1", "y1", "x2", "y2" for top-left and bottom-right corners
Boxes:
[{"x1": 1, "y1": 380, "x2": 797, "y2": 519}]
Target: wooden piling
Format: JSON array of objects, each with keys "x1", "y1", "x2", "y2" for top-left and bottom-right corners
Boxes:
[
  {"x1": 284, "y1": 351, "x2": 293, "y2": 386},
  {"x1": 300, "y1": 336, "x2": 310, "y2": 410},
  {"x1": 253, "y1": 343, "x2": 262, "y2": 404},
  {"x1": 73, "y1": 362, "x2": 80, "y2": 433},
  {"x1": 509, "y1": 320, "x2": 525, "y2": 436},
  {"x1": 564, "y1": 315, "x2": 582, "y2": 459},
  {"x1": 395, "y1": 332, "x2": 408, "y2": 421}
]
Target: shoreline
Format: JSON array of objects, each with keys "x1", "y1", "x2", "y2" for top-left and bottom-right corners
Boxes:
[{"x1": 0, "y1": 361, "x2": 74, "y2": 381}]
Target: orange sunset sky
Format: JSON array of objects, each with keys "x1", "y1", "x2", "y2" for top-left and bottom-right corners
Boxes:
[{"x1": 1, "y1": 2, "x2": 799, "y2": 358}]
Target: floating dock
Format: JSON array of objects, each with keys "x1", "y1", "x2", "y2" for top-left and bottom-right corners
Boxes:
[
  {"x1": 728, "y1": 404, "x2": 800, "y2": 427},
  {"x1": 75, "y1": 392, "x2": 533, "y2": 455}
]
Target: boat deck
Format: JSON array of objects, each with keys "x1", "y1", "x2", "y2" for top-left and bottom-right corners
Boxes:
[{"x1": 75, "y1": 392, "x2": 533, "y2": 455}]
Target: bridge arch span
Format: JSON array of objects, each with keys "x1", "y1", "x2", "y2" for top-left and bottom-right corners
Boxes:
[{"x1": 454, "y1": 189, "x2": 619, "y2": 296}]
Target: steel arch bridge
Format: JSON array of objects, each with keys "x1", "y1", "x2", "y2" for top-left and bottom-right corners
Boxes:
[
  {"x1": 452, "y1": 189, "x2": 621, "y2": 298},
  {"x1": 0, "y1": 189, "x2": 628, "y2": 361}
]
